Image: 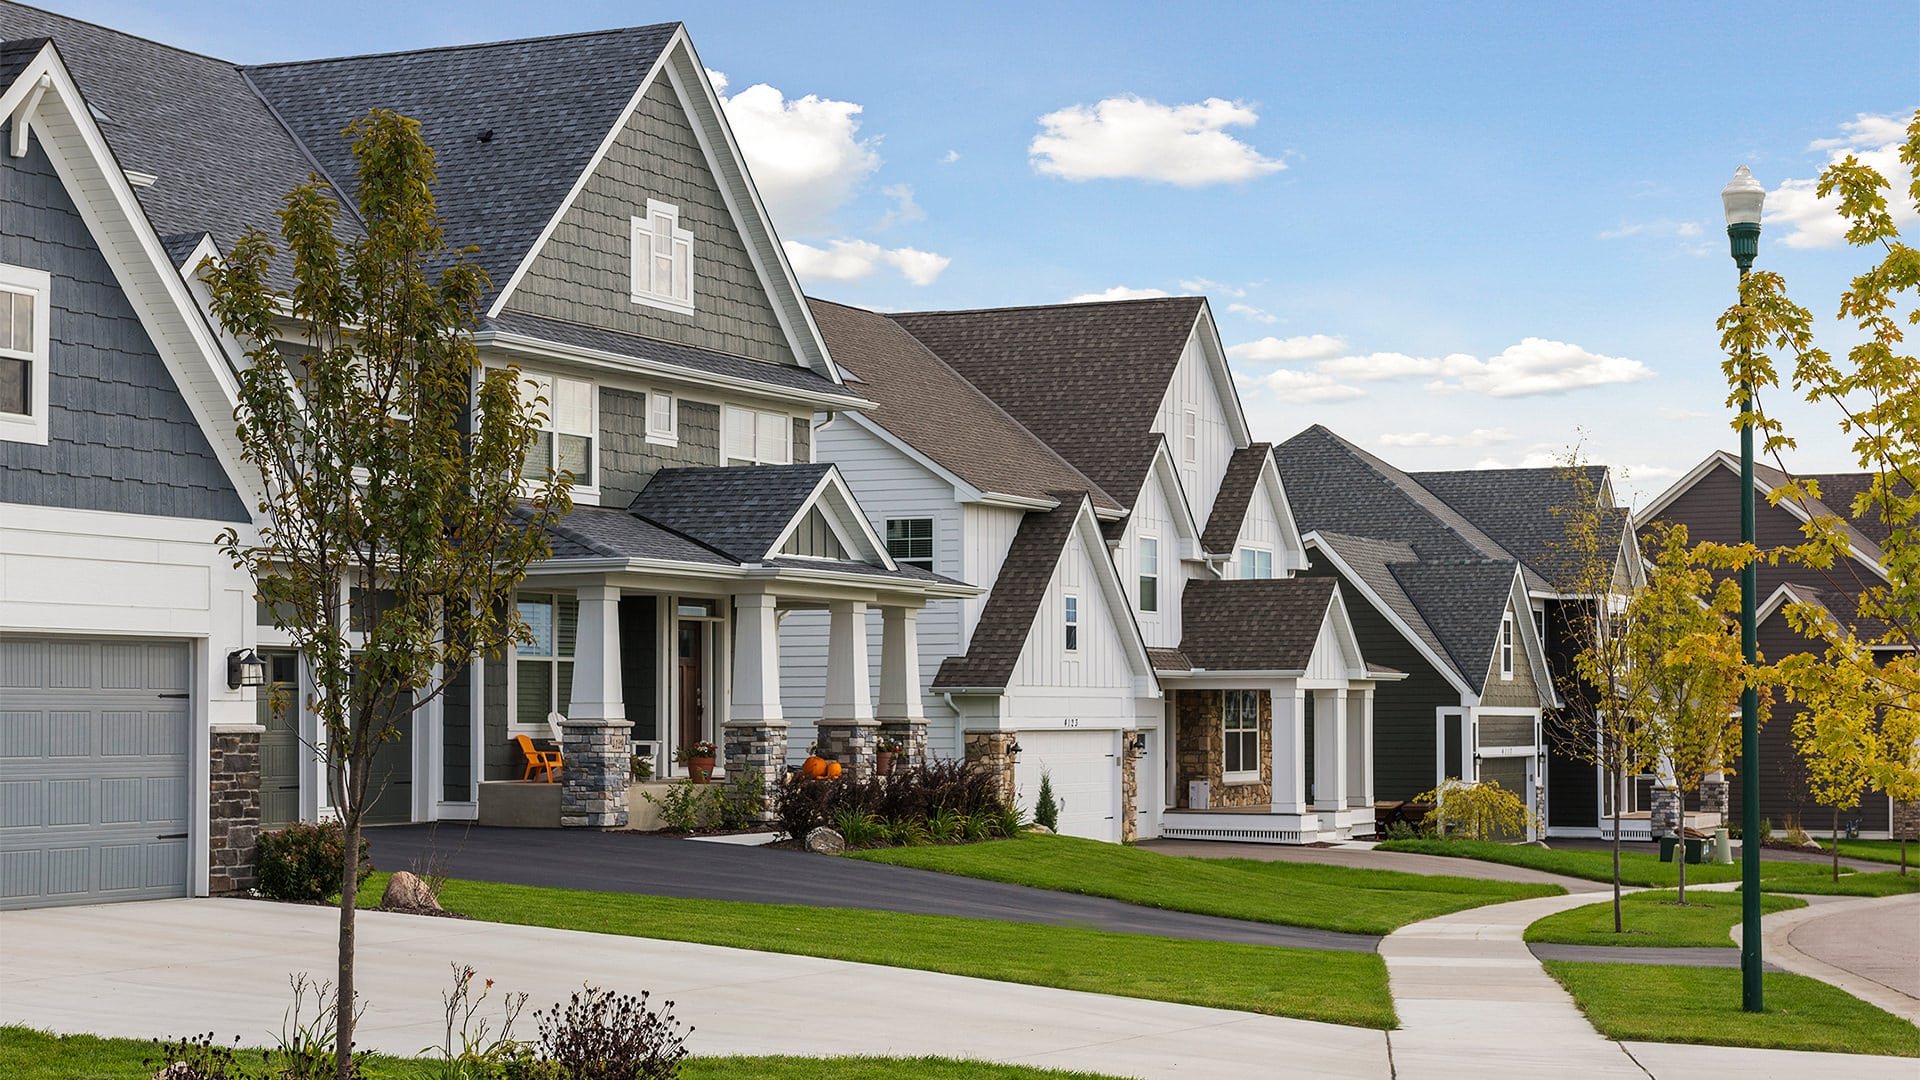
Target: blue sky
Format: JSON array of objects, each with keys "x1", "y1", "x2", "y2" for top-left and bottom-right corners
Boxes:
[{"x1": 39, "y1": 0, "x2": 1919, "y2": 503}]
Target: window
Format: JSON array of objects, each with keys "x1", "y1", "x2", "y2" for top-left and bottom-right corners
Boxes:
[
  {"x1": 1532, "y1": 605, "x2": 1546, "y2": 639},
  {"x1": 1500, "y1": 613, "x2": 1515, "y2": 681},
  {"x1": 0, "y1": 263, "x2": 51, "y2": 445},
  {"x1": 515, "y1": 592, "x2": 577, "y2": 731},
  {"x1": 722, "y1": 405, "x2": 791, "y2": 465},
  {"x1": 1064, "y1": 595, "x2": 1080, "y2": 652},
  {"x1": 1138, "y1": 535, "x2": 1160, "y2": 613},
  {"x1": 886, "y1": 518, "x2": 934, "y2": 571},
  {"x1": 518, "y1": 372, "x2": 595, "y2": 488},
  {"x1": 1223, "y1": 689, "x2": 1259, "y2": 780},
  {"x1": 647, "y1": 390, "x2": 677, "y2": 445},
  {"x1": 1238, "y1": 547, "x2": 1274, "y2": 580},
  {"x1": 1182, "y1": 408, "x2": 1199, "y2": 463},
  {"x1": 630, "y1": 200, "x2": 694, "y2": 312}
]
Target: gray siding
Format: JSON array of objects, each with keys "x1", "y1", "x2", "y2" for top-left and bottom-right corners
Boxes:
[
  {"x1": 1480, "y1": 599, "x2": 1545, "y2": 709},
  {"x1": 443, "y1": 665, "x2": 472, "y2": 801},
  {"x1": 599, "y1": 393, "x2": 719, "y2": 508},
  {"x1": 792, "y1": 415, "x2": 810, "y2": 462},
  {"x1": 483, "y1": 650, "x2": 512, "y2": 781},
  {"x1": 0, "y1": 129, "x2": 246, "y2": 521},
  {"x1": 619, "y1": 596, "x2": 659, "y2": 744},
  {"x1": 1545, "y1": 598, "x2": 1599, "y2": 829},
  {"x1": 506, "y1": 77, "x2": 796, "y2": 365},
  {"x1": 1478, "y1": 715, "x2": 1535, "y2": 748}
]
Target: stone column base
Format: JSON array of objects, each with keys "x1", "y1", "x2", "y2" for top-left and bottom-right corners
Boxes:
[
  {"x1": 1120, "y1": 742, "x2": 1139, "y2": 843},
  {"x1": 964, "y1": 731, "x2": 1018, "y2": 806},
  {"x1": 560, "y1": 718, "x2": 632, "y2": 828},
  {"x1": 1649, "y1": 786, "x2": 1680, "y2": 838},
  {"x1": 1893, "y1": 798, "x2": 1920, "y2": 842},
  {"x1": 816, "y1": 720, "x2": 880, "y2": 781},
  {"x1": 210, "y1": 723, "x2": 263, "y2": 895},
  {"x1": 724, "y1": 721, "x2": 790, "y2": 796},
  {"x1": 877, "y1": 719, "x2": 930, "y2": 770},
  {"x1": 1699, "y1": 779, "x2": 1730, "y2": 820}
]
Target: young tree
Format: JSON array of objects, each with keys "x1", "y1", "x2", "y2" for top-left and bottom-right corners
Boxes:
[
  {"x1": 203, "y1": 110, "x2": 569, "y2": 1080},
  {"x1": 1779, "y1": 637, "x2": 1878, "y2": 880},
  {"x1": 1718, "y1": 110, "x2": 1920, "y2": 878}
]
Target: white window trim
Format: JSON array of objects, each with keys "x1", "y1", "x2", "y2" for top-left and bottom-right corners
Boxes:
[
  {"x1": 629, "y1": 199, "x2": 695, "y2": 315},
  {"x1": 1222, "y1": 688, "x2": 1260, "y2": 783},
  {"x1": 1500, "y1": 613, "x2": 1515, "y2": 681},
  {"x1": 1237, "y1": 546, "x2": 1274, "y2": 580},
  {"x1": 646, "y1": 388, "x2": 678, "y2": 446},
  {"x1": 1138, "y1": 534, "x2": 1161, "y2": 614},
  {"x1": 1182, "y1": 407, "x2": 1199, "y2": 463},
  {"x1": 1064, "y1": 593, "x2": 1080, "y2": 653},
  {"x1": 722, "y1": 404, "x2": 793, "y2": 466},
  {"x1": 0, "y1": 263, "x2": 52, "y2": 446},
  {"x1": 508, "y1": 591, "x2": 576, "y2": 737},
  {"x1": 514, "y1": 370, "x2": 600, "y2": 501}
]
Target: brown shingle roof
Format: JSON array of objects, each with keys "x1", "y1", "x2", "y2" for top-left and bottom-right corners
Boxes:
[
  {"x1": 889, "y1": 297, "x2": 1207, "y2": 507},
  {"x1": 1179, "y1": 577, "x2": 1338, "y2": 672},
  {"x1": 808, "y1": 298, "x2": 1121, "y2": 512},
  {"x1": 1202, "y1": 443, "x2": 1271, "y2": 553},
  {"x1": 931, "y1": 499, "x2": 1085, "y2": 690}
]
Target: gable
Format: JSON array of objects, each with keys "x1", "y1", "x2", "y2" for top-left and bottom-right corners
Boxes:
[
  {"x1": 1012, "y1": 505, "x2": 1153, "y2": 693},
  {"x1": 1154, "y1": 324, "x2": 1239, "y2": 526},
  {"x1": 1479, "y1": 587, "x2": 1552, "y2": 708},
  {"x1": 1302, "y1": 594, "x2": 1366, "y2": 682},
  {"x1": 504, "y1": 69, "x2": 796, "y2": 366}
]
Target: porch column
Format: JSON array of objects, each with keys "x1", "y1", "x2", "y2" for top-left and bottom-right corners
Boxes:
[
  {"x1": 561, "y1": 584, "x2": 630, "y2": 828},
  {"x1": 1346, "y1": 688, "x2": 1373, "y2": 809},
  {"x1": 1313, "y1": 689, "x2": 1348, "y2": 813},
  {"x1": 567, "y1": 584, "x2": 624, "y2": 722},
  {"x1": 877, "y1": 605, "x2": 929, "y2": 768},
  {"x1": 1271, "y1": 686, "x2": 1307, "y2": 814},
  {"x1": 725, "y1": 592, "x2": 788, "y2": 796},
  {"x1": 818, "y1": 600, "x2": 879, "y2": 779}
]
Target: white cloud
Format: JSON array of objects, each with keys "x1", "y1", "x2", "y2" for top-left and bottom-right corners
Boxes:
[
  {"x1": 1066, "y1": 286, "x2": 1171, "y2": 303},
  {"x1": 941, "y1": 149, "x2": 961, "y2": 164},
  {"x1": 1260, "y1": 368, "x2": 1365, "y2": 403},
  {"x1": 1226, "y1": 302, "x2": 1279, "y2": 324},
  {"x1": 1181, "y1": 277, "x2": 1246, "y2": 298},
  {"x1": 1378, "y1": 428, "x2": 1518, "y2": 448},
  {"x1": 1768, "y1": 112, "x2": 1919, "y2": 249},
  {"x1": 1227, "y1": 333, "x2": 1348, "y2": 363},
  {"x1": 712, "y1": 72, "x2": 881, "y2": 236},
  {"x1": 878, "y1": 183, "x2": 924, "y2": 227},
  {"x1": 783, "y1": 239, "x2": 951, "y2": 286},
  {"x1": 1316, "y1": 338, "x2": 1651, "y2": 397},
  {"x1": 1600, "y1": 219, "x2": 1706, "y2": 241},
  {"x1": 1029, "y1": 95, "x2": 1285, "y2": 186}
]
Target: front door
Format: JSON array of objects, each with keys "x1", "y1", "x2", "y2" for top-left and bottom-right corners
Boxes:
[
  {"x1": 258, "y1": 650, "x2": 301, "y2": 829},
  {"x1": 677, "y1": 623, "x2": 704, "y2": 758}
]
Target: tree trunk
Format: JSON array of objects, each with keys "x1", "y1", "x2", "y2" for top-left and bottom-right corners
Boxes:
[
  {"x1": 1610, "y1": 770, "x2": 1623, "y2": 934},
  {"x1": 1903, "y1": 838, "x2": 1909, "y2": 877},
  {"x1": 1832, "y1": 807, "x2": 1841, "y2": 883},
  {"x1": 336, "y1": 808, "x2": 359, "y2": 1080},
  {"x1": 1675, "y1": 806, "x2": 1687, "y2": 904}
]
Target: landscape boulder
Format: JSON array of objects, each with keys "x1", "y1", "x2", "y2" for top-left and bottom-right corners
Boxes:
[
  {"x1": 805, "y1": 826, "x2": 845, "y2": 854},
  {"x1": 379, "y1": 869, "x2": 442, "y2": 912}
]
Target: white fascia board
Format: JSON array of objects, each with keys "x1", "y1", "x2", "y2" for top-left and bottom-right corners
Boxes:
[
  {"x1": 1322, "y1": 586, "x2": 1371, "y2": 680},
  {"x1": 1256, "y1": 450, "x2": 1312, "y2": 571},
  {"x1": 764, "y1": 465, "x2": 897, "y2": 570},
  {"x1": 1634, "y1": 452, "x2": 1730, "y2": 526},
  {"x1": 1302, "y1": 530, "x2": 1478, "y2": 701},
  {"x1": 1505, "y1": 568, "x2": 1559, "y2": 709},
  {"x1": 1188, "y1": 303, "x2": 1253, "y2": 446},
  {"x1": 1067, "y1": 494, "x2": 1159, "y2": 684},
  {"x1": 1144, "y1": 439, "x2": 1207, "y2": 559},
  {"x1": 476, "y1": 331, "x2": 870, "y2": 412}
]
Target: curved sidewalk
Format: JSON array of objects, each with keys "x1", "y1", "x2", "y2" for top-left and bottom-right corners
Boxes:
[{"x1": 1733, "y1": 892, "x2": 1920, "y2": 1026}]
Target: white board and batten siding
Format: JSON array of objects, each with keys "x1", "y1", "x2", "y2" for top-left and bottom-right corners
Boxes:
[
  {"x1": 1227, "y1": 480, "x2": 1288, "y2": 578},
  {"x1": 1112, "y1": 470, "x2": 1185, "y2": 649},
  {"x1": 1005, "y1": 514, "x2": 1137, "y2": 725},
  {"x1": 1150, "y1": 328, "x2": 1238, "y2": 529},
  {"x1": 960, "y1": 503, "x2": 1024, "y2": 642}
]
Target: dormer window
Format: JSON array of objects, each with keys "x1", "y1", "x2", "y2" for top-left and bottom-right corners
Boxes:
[
  {"x1": 630, "y1": 200, "x2": 694, "y2": 314},
  {"x1": 1238, "y1": 547, "x2": 1274, "y2": 580},
  {"x1": 0, "y1": 263, "x2": 51, "y2": 445},
  {"x1": 1500, "y1": 613, "x2": 1515, "y2": 681}
]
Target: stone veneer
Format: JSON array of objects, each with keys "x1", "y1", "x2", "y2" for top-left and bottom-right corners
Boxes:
[
  {"x1": 1699, "y1": 778, "x2": 1730, "y2": 820},
  {"x1": 1172, "y1": 689, "x2": 1273, "y2": 808},
  {"x1": 1649, "y1": 786, "x2": 1680, "y2": 838},
  {"x1": 1893, "y1": 798, "x2": 1920, "y2": 842},
  {"x1": 560, "y1": 718, "x2": 632, "y2": 828},
  {"x1": 724, "y1": 721, "x2": 789, "y2": 795},
  {"x1": 963, "y1": 732, "x2": 1018, "y2": 805},
  {"x1": 815, "y1": 720, "x2": 879, "y2": 781},
  {"x1": 210, "y1": 724, "x2": 262, "y2": 895},
  {"x1": 1120, "y1": 740, "x2": 1139, "y2": 843},
  {"x1": 878, "y1": 719, "x2": 930, "y2": 770}
]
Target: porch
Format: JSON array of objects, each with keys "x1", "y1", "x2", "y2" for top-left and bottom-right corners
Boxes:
[{"x1": 1161, "y1": 804, "x2": 1379, "y2": 844}]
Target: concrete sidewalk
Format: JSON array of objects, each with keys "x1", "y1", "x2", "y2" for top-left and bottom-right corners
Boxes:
[{"x1": 1735, "y1": 892, "x2": 1920, "y2": 1026}]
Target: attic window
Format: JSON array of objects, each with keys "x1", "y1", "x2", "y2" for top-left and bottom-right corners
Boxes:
[
  {"x1": 0, "y1": 263, "x2": 51, "y2": 446},
  {"x1": 630, "y1": 199, "x2": 694, "y2": 314},
  {"x1": 1500, "y1": 613, "x2": 1515, "y2": 681},
  {"x1": 1238, "y1": 548, "x2": 1274, "y2": 580}
]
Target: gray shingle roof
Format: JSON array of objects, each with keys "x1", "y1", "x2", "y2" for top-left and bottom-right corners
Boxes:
[
  {"x1": 1390, "y1": 558, "x2": 1520, "y2": 684},
  {"x1": 1312, "y1": 531, "x2": 1455, "y2": 676},
  {"x1": 484, "y1": 312, "x2": 856, "y2": 402},
  {"x1": 889, "y1": 297, "x2": 1207, "y2": 506},
  {"x1": 932, "y1": 500, "x2": 1083, "y2": 690},
  {"x1": 627, "y1": 463, "x2": 833, "y2": 563},
  {"x1": 1179, "y1": 577, "x2": 1337, "y2": 672},
  {"x1": 1, "y1": 35, "x2": 47, "y2": 84},
  {"x1": 1202, "y1": 443, "x2": 1271, "y2": 553},
  {"x1": 242, "y1": 23, "x2": 676, "y2": 301},
  {"x1": 522, "y1": 503, "x2": 732, "y2": 564},
  {"x1": 808, "y1": 298, "x2": 1122, "y2": 512},
  {"x1": 1410, "y1": 465, "x2": 1626, "y2": 592}
]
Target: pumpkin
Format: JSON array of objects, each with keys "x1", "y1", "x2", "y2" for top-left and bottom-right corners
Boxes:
[
  {"x1": 802, "y1": 755, "x2": 829, "y2": 779},
  {"x1": 825, "y1": 760, "x2": 843, "y2": 780}
]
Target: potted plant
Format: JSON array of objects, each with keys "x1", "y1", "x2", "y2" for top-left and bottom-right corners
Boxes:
[
  {"x1": 875, "y1": 736, "x2": 903, "y2": 777},
  {"x1": 676, "y1": 740, "x2": 719, "y2": 784},
  {"x1": 630, "y1": 751, "x2": 655, "y2": 784}
]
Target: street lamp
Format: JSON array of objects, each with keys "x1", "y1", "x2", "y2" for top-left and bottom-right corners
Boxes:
[{"x1": 1721, "y1": 163, "x2": 1765, "y2": 1014}]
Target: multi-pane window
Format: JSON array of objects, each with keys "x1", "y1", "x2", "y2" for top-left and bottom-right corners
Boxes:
[
  {"x1": 886, "y1": 518, "x2": 934, "y2": 571},
  {"x1": 0, "y1": 263, "x2": 50, "y2": 444},
  {"x1": 518, "y1": 373, "x2": 594, "y2": 487},
  {"x1": 1500, "y1": 613, "x2": 1515, "y2": 680},
  {"x1": 647, "y1": 390, "x2": 677, "y2": 444},
  {"x1": 1223, "y1": 689, "x2": 1259, "y2": 779},
  {"x1": 1238, "y1": 548, "x2": 1274, "y2": 580},
  {"x1": 1065, "y1": 595, "x2": 1080, "y2": 652},
  {"x1": 630, "y1": 200, "x2": 694, "y2": 311},
  {"x1": 1182, "y1": 408, "x2": 1198, "y2": 463},
  {"x1": 1138, "y1": 535, "x2": 1160, "y2": 613},
  {"x1": 516, "y1": 593, "x2": 578, "y2": 731},
  {"x1": 722, "y1": 405, "x2": 791, "y2": 466}
]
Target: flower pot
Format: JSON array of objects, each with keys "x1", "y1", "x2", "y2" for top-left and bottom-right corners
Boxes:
[
  {"x1": 688, "y1": 757, "x2": 716, "y2": 784},
  {"x1": 875, "y1": 751, "x2": 895, "y2": 777}
]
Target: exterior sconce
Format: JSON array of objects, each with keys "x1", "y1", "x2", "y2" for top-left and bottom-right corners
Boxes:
[
  {"x1": 1006, "y1": 738, "x2": 1022, "y2": 759},
  {"x1": 227, "y1": 647, "x2": 267, "y2": 689},
  {"x1": 1129, "y1": 732, "x2": 1148, "y2": 757}
]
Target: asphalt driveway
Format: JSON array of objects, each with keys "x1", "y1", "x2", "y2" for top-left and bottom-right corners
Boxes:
[{"x1": 367, "y1": 823, "x2": 1380, "y2": 952}]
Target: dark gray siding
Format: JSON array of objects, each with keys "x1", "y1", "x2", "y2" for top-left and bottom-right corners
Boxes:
[
  {"x1": 1757, "y1": 614, "x2": 1891, "y2": 832},
  {"x1": 619, "y1": 595, "x2": 658, "y2": 743},
  {"x1": 505, "y1": 77, "x2": 796, "y2": 365},
  {"x1": 1478, "y1": 715, "x2": 1534, "y2": 748},
  {"x1": 1300, "y1": 558, "x2": 1459, "y2": 801},
  {"x1": 1545, "y1": 598, "x2": 1600, "y2": 828},
  {"x1": 0, "y1": 129, "x2": 246, "y2": 521},
  {"x1": 442, "y1": 665, "x2": 472, "y2": 801},
  {"x1": 483, "y1": 650, "x2": 512, "y2": 781},
  {"x1": 599, "y1": 393, "x2": 719, "y2": 508},
  {"x1": 792, "y1": 415, "x2": 810, "y2": 462},
  {"x1": 1479, "y1": 597, "x2": 1545, "y2": 709}
]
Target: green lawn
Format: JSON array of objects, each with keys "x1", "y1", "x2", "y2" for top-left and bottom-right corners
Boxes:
[
  {"x1": 353, "y1": 874, "x2": 1397, "y2": 1029},
  {"x1": 0, "y1": 1028, "x2": 1127, "y2": 1080},
  {"x1": 848, "y1": 834, "x2": 1560, "y2": 935},
  {"x1": 1757, "y1": 871, "x2": 1920, "y2": 897},
  {"x1": 1816, "y1": 838, "x2": 1918, "y2": 869},
  {"x1": 1542, "y1": 962, "x2": 1920, "y2": 1057},
  {"x1": 1525, "y1": 889, "x2": 1805, "y2": 948},
  {"x1": 1376, "y1": 837, "x2": 1837, "y2": 887}
]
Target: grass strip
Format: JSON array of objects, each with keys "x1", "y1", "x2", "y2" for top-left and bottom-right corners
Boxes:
[
  {"x1": 849, "y1": 833, "x2": 1559, "y2": 935},
  {"x1": 1376, "y1": 837, "x2": 1835, "y2": 887},
  {"x1": 0, "y1": 1027, "x2": 1127, "y2": 1080},
  {"x1": 1541, "y1": 961, "x2": 1920, "y2": 1057},
  {"x1": 353, "y1": 873, "x2": 1397, "y2": 1029},
  {"x1": 1815, "y1": 838, "x2": 1919, "y2": 869},
  {"x1": 1754, "y1": 871, "x2": 1920, "y2": 897},
  {"x1": 1524, "y1": 889, "x2": 1804, "y2": 947}
]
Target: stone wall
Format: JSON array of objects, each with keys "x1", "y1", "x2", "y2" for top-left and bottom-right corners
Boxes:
[
  {"x1": 878, "y1": 719, "x2": 929, "y2": 770},
  {"x1": 963, "y1": 732, "x2": 1018, "y2": 805},
  {"x1": 1893, "y1": 799, "x2": 1920, "y2": 842},
  {"x1": 560, "y1": 718, "x2": 632, "y2": 828},
  {"x1": 1650, "y1": 786, "x2": 1680, "y2": 838},
  {"x1": 1120, "y1": 741, "x2": 1139, "y2": 843},
  {"x1": 210, "y1": 725, "x2": 262, "y2": 895},
  {"x1": 815, "y1": 720, "x2": 878, "y2": 781},
  {"x1": 724, "y1": 721, "x2": 789, "y2": 797},
  {"x1": 1172, "y1": 690, "x2": 1273, "y2": 809}
]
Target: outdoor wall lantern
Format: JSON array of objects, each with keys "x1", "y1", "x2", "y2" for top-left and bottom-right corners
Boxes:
[
  {"x1": 1006, "y1": 738, "x2": 1023, "y2": 759},
  {"x1": 227, "y1": 647, "x2": 267, "y2": 689},
  {"x1": 1129, "y1": 732, "x2": 1148, "y2": 757}
]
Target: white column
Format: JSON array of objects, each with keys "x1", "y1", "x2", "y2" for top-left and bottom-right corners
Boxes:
[
  {"x1": 824, "y1": 599, "x2": 874, "y2": 723},
  {"x1": 730, "y1": 592, "x2": 784, "y2": 725},
  {"x1": 567, "y1": 583, "x2": 625, "y2": 722},
  {"x1": 1314, "y1": 689, "x2": 1348, "y2": 812},
  {"x1": 877, "y1": 605, "x2": 925, "y2": 723},
  {"x1": 1347, "y1": 688, "x2": 1375, "y2": 808},
  {"x1": 1271, "y1": 686, "x2": 1307, "y2": 813}
]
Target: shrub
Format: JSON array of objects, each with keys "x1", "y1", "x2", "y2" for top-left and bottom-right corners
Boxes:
[
  {"x1": 1415, "y1": 778, "x2": 1536, "y2": 842},
  {"x1": 1382, "y1": 819, "x2": 1431, "y2": 842},
  {"x1": 1033, "y1": 771, "x2": 1060, "y2": 833},
  {"x1": 772, "y1": 757, "x2": 1010, "y2": 842},
  {"x1": 535, "y1": 986, "x2": 690, "y2": 1080},
  {"x1": 256, "y1": 821, "x2": 372, "y2": 901},
  {"x1": 715, "y1": 769, "x2": 767, "y2": 830}
]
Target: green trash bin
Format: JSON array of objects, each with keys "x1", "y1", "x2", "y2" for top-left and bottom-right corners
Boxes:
[
  {"x1": 1684, "y1": 837, "x2": 1707, "y2": 864},
  {"x1": 1660, "y1": 836, "x2": 1678, "y2": 862}
]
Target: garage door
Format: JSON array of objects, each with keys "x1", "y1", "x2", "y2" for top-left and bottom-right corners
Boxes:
[
  {"x1": 0, "y1": 638, "x2": 192, "y2": 909},
  {"x1": 1014, "y1": 730, "x2": 1120, "y2": 843}
]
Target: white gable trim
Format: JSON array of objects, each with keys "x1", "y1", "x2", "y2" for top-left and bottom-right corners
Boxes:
[
  {"x1": 1639, "y1": 450, "x2": 1887, "y2": 582},
  {"x1": 1252, "y1": 450, "x2": 1310, "y2": 572},
  {"x1": 1485, "y1": 568, "x2": 1558, "y2": 707},
  {"x1": 1189, "y1": 302, "x2": 1252, "y2": 447},
  {"x1": 1301, "y1": 587, "x2": 1371, "y2": 682},
  {"x1": 1302, "y1": 530, "x2": 1478, "y2": 701},
  {"x1": 1062, "y1": 495, "x2": 1159, "y2": 693},
  {"x1": 764, "y1": 466, "x2": 896, "y2": 569},
  {"x1": 1142, "y1": 438, "x2": 1207, "y2": 560}
]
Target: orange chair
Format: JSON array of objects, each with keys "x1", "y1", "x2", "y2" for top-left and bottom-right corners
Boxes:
[{"x1": 514, "y1": 733, "x2": 563, "y2": 783}]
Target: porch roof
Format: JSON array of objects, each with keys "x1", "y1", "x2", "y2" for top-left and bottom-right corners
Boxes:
[
  {"x1": 1178, "y1": 577, "x2": 1337, "y2": 672},
  {"x1": 629, "y1": 463, "x2": 838, "y2": 562}
]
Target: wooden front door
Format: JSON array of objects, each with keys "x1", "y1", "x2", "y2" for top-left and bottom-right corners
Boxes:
[
  {"x1": 258, "y1": 650, "x2": 301, "y2": 829},
  {"x1": 677, "y1": 623, "x2": 704, "y2": 755}
]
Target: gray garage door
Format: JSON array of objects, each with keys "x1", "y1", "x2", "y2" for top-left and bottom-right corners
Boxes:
[{"x1": 0, "y1": 637, "x2": 192, "y2": 908}]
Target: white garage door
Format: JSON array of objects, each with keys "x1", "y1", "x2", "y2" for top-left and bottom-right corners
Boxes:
[
  {"x1": 1014, "y1": 729, "x2": 1120, "y2": 843},
  {"x1": 0, "y1": 638, "x2": 193, "y2": 909}
]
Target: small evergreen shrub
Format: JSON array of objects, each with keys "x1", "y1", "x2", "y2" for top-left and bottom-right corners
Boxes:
[
  {"x1": 256, "y1": 821, "x2": 372, "y2": 901},
  {"x1": 1033, "y1": 770, "x2": 1060, "y2": 833}
]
